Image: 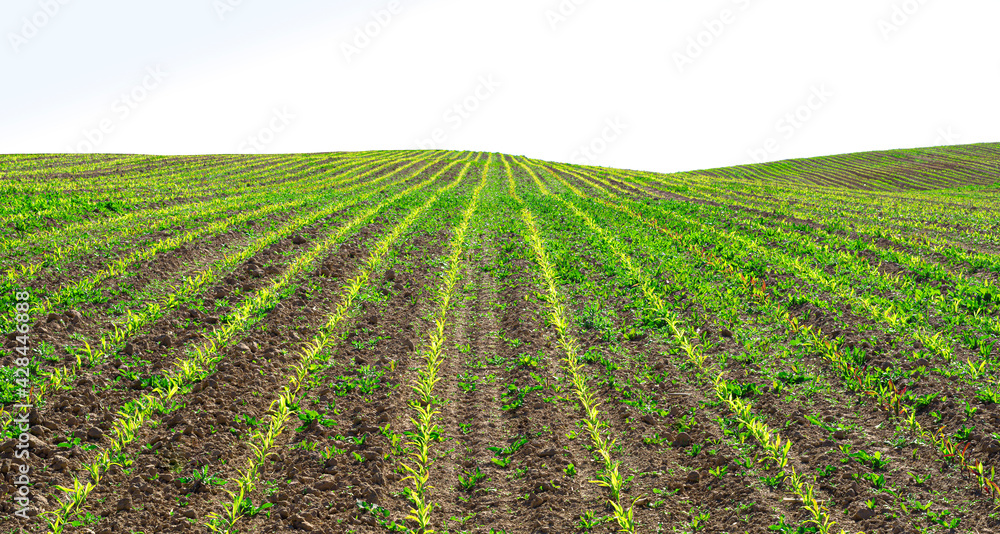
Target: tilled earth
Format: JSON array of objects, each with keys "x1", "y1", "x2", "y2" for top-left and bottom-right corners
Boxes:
[{"x1": 3, "y1": 148, "x2": 1000, "y2": 534}]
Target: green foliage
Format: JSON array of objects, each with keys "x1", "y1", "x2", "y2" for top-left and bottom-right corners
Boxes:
[{"x1": 458, "y1": 467, "x2": 486, "y2": 491}]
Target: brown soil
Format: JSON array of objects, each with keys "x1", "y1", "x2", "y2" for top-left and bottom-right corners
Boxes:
[{"x1": 3, "y1": 148, "x2": 1000, "y2": 534}]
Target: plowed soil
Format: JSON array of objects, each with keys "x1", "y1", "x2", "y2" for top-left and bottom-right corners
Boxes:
[{"x1": 3, "y1": 146, "x2": 1000, "y2": 534}]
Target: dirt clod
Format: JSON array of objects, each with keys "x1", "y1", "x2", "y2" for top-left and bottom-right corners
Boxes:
[
  {"x1": 115, "y1": 497, "x2": 132, "y2": 512},
  {"x1": 852, "y1": 508, "x2": 875, "y2": 521},
  {"x1": 314, "y1": 478, "x2": 337, "y2": 491},
  {"x1": 528, "y1": 494, "x2": 548, "y2": 508},
  {"x1": 50, "y1": 456, "x2": 69, "y2": 471}
]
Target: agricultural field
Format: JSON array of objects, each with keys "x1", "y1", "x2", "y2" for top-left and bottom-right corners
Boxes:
[{"x1": 1, "y1": 144, "x2": 999, "y2": 534}]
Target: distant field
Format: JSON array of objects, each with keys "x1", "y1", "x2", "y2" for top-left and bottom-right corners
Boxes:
[{"x1": 1, "y1": 145, "x2": 999, "y2": 534}]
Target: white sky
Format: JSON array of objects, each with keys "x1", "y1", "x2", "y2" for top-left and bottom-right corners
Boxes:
[{"x1": 1, "y1": 0, "x2": 998, "y2": 174}]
